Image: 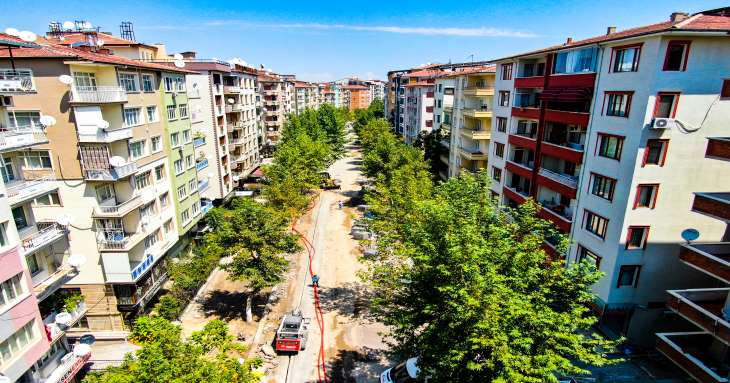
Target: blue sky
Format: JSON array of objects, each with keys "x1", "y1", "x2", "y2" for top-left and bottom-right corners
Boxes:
[{"x1": 2, "y1": 0, "x2": 727, "y2": 82}]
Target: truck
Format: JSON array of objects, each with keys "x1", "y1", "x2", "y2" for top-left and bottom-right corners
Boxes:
[
  {"x1": 274, "y1": 311, "x2": 310, "y2": 352},
  {"x1": 320, "y1": 171, "x2": 341, "y2": 190}
]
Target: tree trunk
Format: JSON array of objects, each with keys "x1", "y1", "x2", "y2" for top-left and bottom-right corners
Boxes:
[{"x1": 245, "y1": 294, "x2": 253, "y2": 322}]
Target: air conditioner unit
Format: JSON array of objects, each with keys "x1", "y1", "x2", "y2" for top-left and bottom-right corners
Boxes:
[
  {"x1": 0, "y1": 95, "x2": 13, "y2": 107},
  {"x1": 652, "y1": 118, "x2": 676, "y2": 130}
]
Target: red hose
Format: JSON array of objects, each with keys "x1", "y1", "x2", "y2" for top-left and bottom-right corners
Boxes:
[{"x1": 292, "y1": 216, "x2": 329, "y2": 383}]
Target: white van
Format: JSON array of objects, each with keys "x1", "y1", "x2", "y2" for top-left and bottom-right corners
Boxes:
[{"x1": 380, "y1": 358, "x2": 430, "y2": 383}]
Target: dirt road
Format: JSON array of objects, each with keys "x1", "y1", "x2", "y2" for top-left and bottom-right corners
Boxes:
[{"x1": 267, "y1": 130, "x2": 392, "y2": 383}]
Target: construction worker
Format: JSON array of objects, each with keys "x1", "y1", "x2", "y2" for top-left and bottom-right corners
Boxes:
[
  {"x1": 312, "y1": 274, "x2": 320, "y2": 287},
  {"x1": 337, "y1": 201, "x2": 343, "y2": 209}
]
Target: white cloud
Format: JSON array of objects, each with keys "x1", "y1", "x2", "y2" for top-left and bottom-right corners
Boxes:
[{"x1": 140, "y1": 21, "x2": 536, "y2": 38}]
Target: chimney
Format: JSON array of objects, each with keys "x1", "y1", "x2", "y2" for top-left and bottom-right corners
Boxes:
[
  {"x1": 181, "y1": 51, "x2": 196, "y2": 59},
  {"x1": 565, "y1": 37, "x2": 573, "y2": 45},
  {"x1": 606, "y1": 26, "x2": 617, "y2": 35},
  {"x1": 670, "y1": 12, "x2": 690, "y2": 22}
]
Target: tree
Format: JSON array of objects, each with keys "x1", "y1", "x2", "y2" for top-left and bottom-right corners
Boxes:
[
  {"x1": 216, "y1": 198, "x2": 301, "y2": 322},
  {"x1": 317, "y1": 103, "x2": 347, "y2": 159},
  {"x1": 363, "y1": 173, "x2": 617, "y2": 382},
  {"x1": 154, "y1": 295, "x2": 182, "y2": 320},
  {"x1": 85, "y1": 317, "x2": 261, "y2": 383},
  {"x1": 413, "y1": 128, "x2": 449, "y2": 180}
]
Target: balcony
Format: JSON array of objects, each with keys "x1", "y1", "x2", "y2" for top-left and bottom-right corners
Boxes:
[
  {"x1": 93, "y1": 195, "x2": 143, "y2": 217},
  {"x1": 680, "y1": 243, "x2": 730, "y2": 283},
  {"x1": 514, "y1": 76, "x2": 544, "y2": 88},
  {"x1": 193, "y1": 137, "x2": 206, "y2": 148},
  {"x1": 116, "y1": 266, "x2": 169, "y2": 311},
  {"x1": 82, "y1": 162, "x2": 137, "y2": 182},
  {"x1": 196, "y1": 158, "x2": 209, "y2": 171},
  {"x1": 460, "y1": 128, "x2": 490, "y2": 140},
  {"x1": 463, "y1": 86, "x2": 494, "y2": 97},
  {"x1": 70, "y1": 86, "x2": 127, "y2": 103},
  {"x1": 38, "y1": 351, "x2": 91, "y2": 383},
  {"x1": 692, "y1": 192, "x2": 730, "y2": 221},
  {"x1": 6, "y1": 174, "x2": 57, "y2": 206},
  {"x1": 538, "y1": 204, "x2": 573, "y2": 232},
  {"x1": 96, "y1": 230, "x2": 141, "y2": 252},
  {"x1": 0, "y1": 69, "x2": 34, "y2": 93},
  {"x1": 503, "y1": 185, "x2": 529, "y2": 204},
  {"x1": 706, "y1": 138, "x2": 730, "y2": 161},
  {"x1": 512, "y1": 106, "x2": 540, "y2": 119},
  {"x1": 77, "y1": 126, "x2": 133, "y2": 143},
  {"x1": 44, "y1": 301, "x2": 88, "y2": 344},
  {"x1": 538, "y1": 167, "x2": 578, "y2": 191},
  {"x1": 0, "y1": 126, "x2": 49, "y2": 152},
  {"x1": 33, "y1": 266, "x2": 75, "y2": 302},
  {"x1": 548, "y1": 72, "x2": 596, "y2": 88},
  {"x1": 541, "y1": 141, "x2": 584, "y2": 163},
  {"x1": 544, "y1": 109, "x2": 590, "y2": 126},
  {"x1": 505, "y1": 160, "x2": 534, "y2": 179},
  {"x1": 224, "y1": 85, "x2": 241, "y2": 93},
  {"x1": 656, "y1": 332, "x2": 729, "y2": 383},
  {"x1": 19, "y1": 223, "x2": 67, "y2": 257},
  {"x1": 667, "y1": 288, "x2": 730, "y2": 345},
  {"x1": 508, "y1": 134, "x2": 537, "y2": 151},
  {"x1": 463, "y1": 106, "x2": 492, "y2": 119},
  {"x1": 459, "y1": 147, "x2": 488, "y2": 161}
]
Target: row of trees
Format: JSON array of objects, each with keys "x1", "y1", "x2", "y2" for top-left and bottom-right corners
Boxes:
[
  {"x1": 85, "y1": 104, "x2": 352, "y2": 383},
  {"x1": 356, "y1": 118, "x2": 618, "y2": 382}
]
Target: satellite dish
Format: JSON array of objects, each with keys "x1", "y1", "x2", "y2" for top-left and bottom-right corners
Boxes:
[
  {"x1": 62, "y1": 21, "x2": 75, "y2": 30},
  {"x1": 83, "y1": 21, "x2": 93, "y2": 29},
  {"x1": 19, "y1": 31, "x2": 37, "y2": 43},
  {"x1": 109, "y1": 156, "x2": 126, "y2": 167},
  {"x1": 98, "y1": 120, "x2": 110, "y2": 130},
  {"x1": 681, "y1": 228, "x2": 700, "y2": 243},
  {"x1": 58, "y1": 75, "x2": 73, "y2": 85},
  {"x1": 56, "y1": 214, "x2": 71, "y2": 226},
  {"x1": 73, "y1": 343, "x2": 91, "y2": 357},
  {"x1": 96, "y1": 39, "x2": 105, "y2": 47},
  {"x1": 227, "y1": 98, "x2": 235, "y2": 104},
  {"x1": 67, "y1": 254, "x2": 87, "y2": 268},
  {"x1": 4, "y1": 28, "x2": 20, "y2": 36},
  {"x1": 40, "y1": 115, "x2": 57, "y2": 127},
  {"x1": 55, "y1": 312, "x2": 73, "y2": 326},
  {"x1": 173, "y1": 60, "x2": 185, "y2": 68},
  {"x1": 173, "y1": 53, "x2": 183, "y2": 60}
]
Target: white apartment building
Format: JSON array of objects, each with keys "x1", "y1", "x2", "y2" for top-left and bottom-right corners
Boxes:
[
  {"x1": 223, "y1": 66, "x2": 261, "y2": 182},
  {"x1": 433, "y1": 76, "x2": 455, "y2": 180},
  {"x1": 259, "y1": 72, "x2": 288, "y2": 145},
  {"x1": 402, "y1": 70, "x2": 440, "y2": 144},
  {"x1": 488, "y1": 8, "x2": 730, "y2": 348}
]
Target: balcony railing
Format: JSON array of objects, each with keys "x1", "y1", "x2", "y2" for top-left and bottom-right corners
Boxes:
[
  {"x1": 196, "y1": 159, "x2": 209, "y2": 171},
  {"x1": 538, "y1": 168, "x2": 578, "y2": 189},
  {"x1": 0, "y1": 69, "x2": 34, "y2": 92},
  {"x1": 33, "y1": 265, "x2": 74, "y2": 302},
  {"x1": 94, "y1": 195, "x2": 143, "y2": 217},
  {"x1": 41, "y1": 351, "x2": 91, "y2": 383},
  {"x1": 224, "y1": 85, "x2": 241, "y2": 93},
  {"x1": 83, "y1": 162, "x2": 138, "y2": 181},
  {"x1": 667, "y1": 288, "x2": 730, "y2": 344},
  {"x1": 680, "y1": 242, "x2": 730, "y2": 283},
  {"x1": 198, "y1": 179, "x2": 210, "y2": 193},
  {"x1": 44, "y1": 301, "x2": 88, "y2": 343},
  {"x1": 77, "y1": 126, "x2": 133, "y2": 143},
  {"x1": 70, "y1": 86, "x2": 127, "y2": 103},
  {"x1": 5, "y1": 173, "x2": 57, "y2": 206},
  {"x1": 193, "y1": 137, "x2": 206, "y2": 148},
  {"x1": 0, "y1": 125, "x2": 49, "y2": 152},
  {"x1": 20, "y1": 223, "x2": 67, "y2": 256},
  {"x1": 656, "y1": 332, "x2": 729, "y2": 383},
  {"x1": 96, "y1": 230, "x2": 134, "y2": 251}
]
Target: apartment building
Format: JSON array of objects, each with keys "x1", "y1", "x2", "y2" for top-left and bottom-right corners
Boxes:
[
  {"x1": 294, "y1": 81, "x2": 318, "y2": 113},
  {"x1": 488, "y1": 8, "x2": 730, "y2": 346},
  {"x1": 223, "y1": 65, "x2": 261, "y2": 183},
  {"x1": 401, "y1": 70, "x2": 441, "y2": 144},
  {"x1": 385, "y1": 70, "x2": 410, "y2": 135},
  {"x1": 342, "y1": 84, "x2": 370, "y2": 112},
  {"x1": 258, "y1": 71, "x2": 287, "y2": 145},
  {"x1": 365, "y1": 80, "x2": 385, "y2": 102},
  {"x1": 0, "y1": 35, "x2": 197, "y2": 335}
]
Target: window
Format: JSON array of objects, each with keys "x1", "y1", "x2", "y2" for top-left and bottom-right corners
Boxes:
[
  {"x1": 174, "y1": 159, "x2": 183, "y2": 174},
  {"x1": 722, "y1": 80, "x2": 730, "y2": 99},
  {"x1": 135, "y1": 171, "x2": 151, "y2": 189},
  {"x1": 577, "y1": 245, "x2": 601, "y2": 269},
  {"x1": 118, "y1": 73, "x2": 138, "y2": 92},
  {"x1": 597, "y1": 134, "x2": 624, "y2": 160},
  {"x1": 185, "y1": 154, "x2": 193, "y2": 169},
  {"x1": 20, "y1": 151, "x2": 52, "y2": 169},
  {"x1": 73, "y1": 72, "x2": 96, "y2": 88},
  {"x1": 653, "y1": 92, "x2": 679, "y2": 118},
  {"x1": 26, "y1": 254, "x2": 40, "y2": 275},
  {"x1": 0, "y1": 321, "x2": 36, "y2": 366},
  {"x1": 0, "y1": 273, "x2": 25, "y2": 310},
  {"x1": 644, "y1": 139, "x2": 668, "y2": 166},
  {"x1": 183, "y1": 129, "x2": 191, "y2": 143},
  {"x1": 634, "y1": 184, "x2": 659, "y2": 209},
  {"x1": 492, "y1": 167, "x2": 502, "y2": 182},
  {"x1": 164, "y1": 219, "x2": 174, "y2": 234},
  {"x1": 498, "y1": 91, "x2": 510, "y2": 107},
  {"x1": 170, "y1": 132, "x2": 180, "y2": 147},
  {"x1": 142, "y1": 74, "x2": 154, "y2": 92},
  {"x1": 611, "y1": 44, "x2": 641, "y2": 72},
  {"x1": 144, "y1": 230, "x2": 160, "y2": 250},
  {"x1": 554, "y1": 47, "x2": 597, "y2": 74},
  {"x1": 33, "y1": 191, "x2": 61, "y2": 206},
  {"x1": 663, "y1": 41, "x2": 690, "y2": 71},
  {"x1": 188, "y1": 178, "x2": 197, "y2": 192},
  {"x1": 496, "y1": 117, "x2": 507, "y2": 133},
  {"x1": 164, "y1": 77, "x2": 175, "y2": 92},
  {"x1": 181, "y1": 208, "x2": 190, "y2": 224},
  {"x1": 494, "y1": 142, "x2": 505, "y2": 158},
  {"x1": 192, "y1": 201, "x2": 200, "y2": 215},
  {"x1": 501, "y1": 63, "x2": 513, "y2": 80},
  {"x1": 7, "y1": 111, "x2": 42, "y2": 129},
  {"x1": 151, "y1": 136, "x2": 162, "y2": 153},
  {"x1": 129, "y1": 140, "x2": 146, "y2": 159},
  {"x1": 0, "y1": 223, "x2": 6, "y2": 247},
  {"x1": 123, "y1": 108, "x2": 141, "y2": 127},
  {"x1": 96, "y1": 184, "x2": 114, "y2": 202},
  {"x1": 11, "y1": 206, "x2": 28, "y2": 230},
  {"x1": 146, "y1": 106, "x2": 158, "y2": 123},
  {"x1": 175, "y1": 77, "x2": 186, "y2": 92},
  {"x1": 605, "y1": 92, "x2": 632, "y2": 117},
  {"x1": 583, "y1": 210, "x2": 608, "y2": 239},
  {"x1": 155, "y1": 165, "x2": 165, "y2": 181},
  {"x1": 167, "y1": 105, "x2": 177, "y2": 120},
  {"x1": 617, "y1": 265, "x2": 641, "y2": 287},
  {"x1": 160, "y1": 192, "x2": 169, "y2": 208},
  {"x1": 179, "y1": 104, "x2": 188, "y2": 119},
  {"x1": 177, "y1": 185, "x2": 187, "y2": 200},
  {"x1": 626, "y1": 226, "x2": 649, "y2": 249},
  {"x1": 140, "y1": 201, "x2": 156, "y2": 220},
  {"x1": 590, "y1": 173, "x2": 616, "y2": 201}
]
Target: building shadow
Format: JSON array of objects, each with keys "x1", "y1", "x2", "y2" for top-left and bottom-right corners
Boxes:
[{"x1": 198, "y1": 290, "x2": 268, "y2": 321}]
